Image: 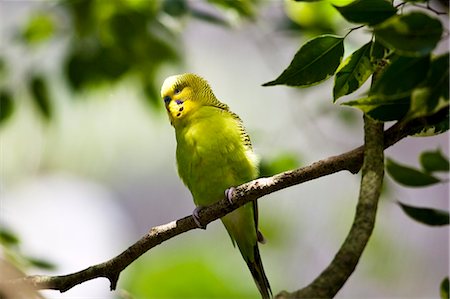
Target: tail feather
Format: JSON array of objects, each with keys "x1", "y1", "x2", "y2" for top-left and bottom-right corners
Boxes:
[{"x1": 246, "y1": 244, "x2": 272, "y2": 299}]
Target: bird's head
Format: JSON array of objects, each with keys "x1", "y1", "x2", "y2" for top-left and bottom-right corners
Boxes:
[{"x1": 161, "y1": 73, "x2": 218, "y2": 125}]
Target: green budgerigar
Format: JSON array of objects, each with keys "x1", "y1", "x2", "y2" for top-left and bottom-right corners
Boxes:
[{"x1": 161, "y1": 73, "x2": 271, "y2": 298}]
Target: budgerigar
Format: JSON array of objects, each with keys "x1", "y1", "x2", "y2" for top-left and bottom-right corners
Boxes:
[{"x1": 161, "y1": 73, "x2": 271, "y2": 298}]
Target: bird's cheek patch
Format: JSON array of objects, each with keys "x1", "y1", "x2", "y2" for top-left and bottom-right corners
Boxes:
[{"x1": 176, "y1": 106, "x2": 184, "y2": 117}]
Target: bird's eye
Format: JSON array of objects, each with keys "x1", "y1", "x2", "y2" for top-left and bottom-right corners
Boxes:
[{"x1": 174, "y1": 88, "x2": 181, "y2": 94}]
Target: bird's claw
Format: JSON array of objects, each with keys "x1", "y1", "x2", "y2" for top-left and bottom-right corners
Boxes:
[
  {"x1": 192, "y1": 206, "x2": 207, "y2": 229},
  {"x1": 225, "y1": 187, "x2": 236, "y2": 205}
]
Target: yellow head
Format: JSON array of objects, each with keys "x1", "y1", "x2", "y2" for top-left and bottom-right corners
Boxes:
[{"x1": 160, "y1": 73, "x2": 226, "y2": 125}]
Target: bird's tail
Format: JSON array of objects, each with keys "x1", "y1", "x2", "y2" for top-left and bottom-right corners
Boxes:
[{"x1": 245, "y1": 244, "x2": 272, "y2": 299}]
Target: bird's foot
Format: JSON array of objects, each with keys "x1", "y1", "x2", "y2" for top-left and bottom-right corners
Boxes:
[
  {"x1": 225, "y1": 187, "x2": 236, "y2": 205},
  {"x1": 192, "y1": 206, "x2": 207, "y2": 229}
]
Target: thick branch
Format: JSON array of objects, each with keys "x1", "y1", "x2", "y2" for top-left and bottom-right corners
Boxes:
[
  {"x1": 277, "y1": 116, "x2": 385, "y2": 298},
  {"x1": 0, "y1": 116, "x2": 434, "y2": 294}
]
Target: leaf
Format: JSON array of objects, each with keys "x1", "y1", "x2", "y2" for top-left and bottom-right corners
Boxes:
[
  {"x1": 207, "y1": 0, "x2": 257, "y2": 18},
  {"x1": 398, "y1": 201, "x2": 449, "y2": 226},
  {"x1": 0, "y1": 227, "x2": 20, "y2": 246},
  {"x1": 259, "y1": 152, "x2": 300, "y2": 177},
  {"x1": 386, "y1": 158, "x2": 441, "y2": 187},
  {"x1": 370, "y1": 55, "x2": 430, "y2": 99},
  {"x1": 0, "y1": 89, "x2": 14, "y2": 124},
  {"x1": 29, "y1": 76, "x2": 51, "y2": 120},
  {"x1": 407, "y1": 53, "x2": 449, "y2": 120},
  {"x1": 334, "y1": 41, "x2": 374, "y2": 100},
  {"x1": 334, "y1": 0, "x2": 397, "y2": 26},
  {"x1": 366, "y1": 101, "x2": 409, "y2": 121},
  {"x1": 343, "y1": 96, "x2": 409, "y2": 121},
  {"x1": 21, "y1": 13, "x2": 55, "y2": 45},
  {"x1": 374, "y1": 12, "x2": 443, "y2": 56},
  {"x1": 408, "y1": 53, "x2": 449, "y2": 119},
  {"x1": 370, "y1": 39, "x2": 389, "y2": 61},
  {"x1": 162, "y1": 0, "x2": 188, "y2": 17},
  {"x1": 26, "y1": 256, "x2": 56, "y2": 270},
  {"x1": 420, "y1": 149, "x2": 450, "y2": 173},
  {"x1": 441, "y1": 277, "x2": 449, "y2": 299},
  {"x1": 413, "y1": 109, "x2": 449, "y2": 136},
  {"x1": 191, "y1": 7, "x2": 230, "y2": 27},
  {"x1": 263, "y1": 35, "x2": 344, "y2": 87}
]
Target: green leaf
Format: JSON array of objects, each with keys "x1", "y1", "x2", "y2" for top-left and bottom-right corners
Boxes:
[
  {"x1": 26, "y1": 256, "x2": 56, "y2": 270},
  {"x1": 334, "y1": 41, "x2": 374, "y2": 100},
  {"x1": 29, "y1": 76, "x2": 52, "y2": 120},
  {"x1": 413, "y1": 109, "x2": 449, "y2": 136},
  {"x1": 162, "y1": 0, "x2": 188, "y2": 17},
  {"x1": 420, "y1": 149, "x2": 450, "y2": 173},
  {"x1": 398, "y1": 202, "x2": 449, "y2": 226},
  {"x1": 371, "y1": 55, "x2": 430, "y2": 99},
  {"x1": 334, "y1": 0, "x2": 397, "y2": 26},
  {"x1": 0, "y1": 89, "x2": 14, "y2": 124},
  {"x1": 191, "y1": 8, "x2": 230, "y2": 27},
  {"x1": 21, "y1": 13, "x2": 55, "y2": 45},
  {"x1": 374, "y1": 12, "x2": 443, "y2": 56},
  {"x1": 386, "y1": 158, "x2": 441, "y2": 187},
  {"x1": 407, "y1": 53, "x2": 449, "y2": 120},
  {"x1": 0, "y1": 227, "x2": 20, "y2": 246},
  {"x1": 441, "y1": 277, "x2": 449, "y2": 299},
  {"x1": 370, "y1": 39, "x2": 389, "y2": 61},
  {"x1": 259, "y1": 152, "x2": 300, "y2": 177},
  {"x1": 263, "y1": 35, "x2": 344, "y2": 87},
  {"x1": 343, "y1": 96, "x2": 409, "y2": 121},
  {"x1": 207, "y1": 0, "x2": 257, "y2": 18}
]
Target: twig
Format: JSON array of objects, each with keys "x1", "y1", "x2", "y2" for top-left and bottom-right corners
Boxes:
[
  {"x1": 276, "y1": 115, "x2": 384, "y2": 298},
  {"x1": 0, "y1": 109, "x2": 445, "y2": 294}
]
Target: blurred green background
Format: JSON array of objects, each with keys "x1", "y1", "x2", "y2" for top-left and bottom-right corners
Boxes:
[{"x1": 0, "y1": 0, "x2": 448, "y2": 298}]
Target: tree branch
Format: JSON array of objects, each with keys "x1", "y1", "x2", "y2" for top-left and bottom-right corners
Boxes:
[
  {"x1": 0, "y1": 113, "x2": 442, "y2": 295},
  {"x1": 276, "y1": 115, "x2": 385, "y2": 298}
]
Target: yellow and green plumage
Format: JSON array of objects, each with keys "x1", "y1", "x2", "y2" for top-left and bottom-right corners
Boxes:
[{"x1": 161, "y1": 73, "x2": 271, "y2": 298}]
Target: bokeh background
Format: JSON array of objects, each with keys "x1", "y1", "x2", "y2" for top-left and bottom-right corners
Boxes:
[{"x1": 1, "y1": 0, "x2": 448, "y2": 298}]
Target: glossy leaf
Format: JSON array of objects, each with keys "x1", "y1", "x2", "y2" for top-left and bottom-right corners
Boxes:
[
  {"x1": 0, "y1": 89, "x2": 14, "y2": 124},
  {"x1": 334, "y1": 0, "x2": 397, "y2": 26},
  {"x1": 398, "y1": 202, "x2": 449, "y2": 226},
  {"x1": 334, "y1": 41, "x2": 374, "y2": 100},
  {"x1": 263, "y1": 35, "x2": 344, "y2": 87},
  {"x1": 343, "y1": 96, "x2": 409, "y2": 121},
  {"x1": 371, "y1": 55, "x2": 430, "y2": 99},
  {"x1": 29, "y1": 76, "x2": 51, "y2": 120},
  {"x1": 386, "y1": 158, "x2": 441, "y2": 187},
  {"x1": 407, "y1": 53, "x2": 449, "y2": 120},
  {"x1": 420, "y1": 149, "x2": 449, "y2": 173},
  {"x1": 366, "y1": 101, "x2": 409, "y2": 121},
  {"x1": 374, "y1": 12, "x2": 442, "y2": 56},
  {"x1": 441, "y1": 277, "x2": 449, "y2": 299}
]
